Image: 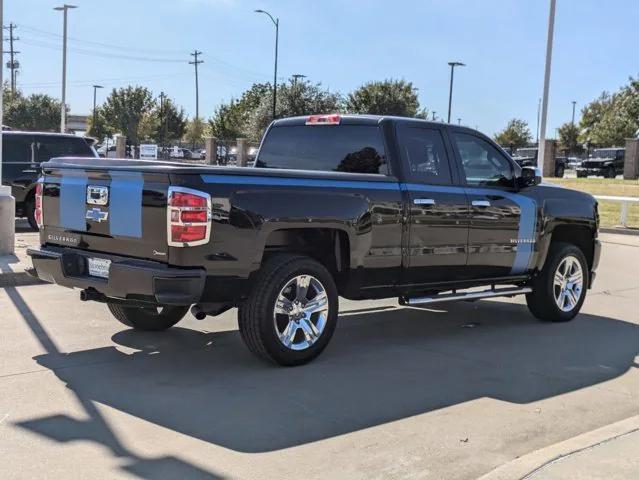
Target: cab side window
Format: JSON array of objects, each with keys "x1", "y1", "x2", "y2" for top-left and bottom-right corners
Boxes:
[
  {"x1": 2, "y1": 135, "x2": 33, "y2": 164},
  {"x1": 36, "y1": 136, "x2": 94, "y2": 163},
  {"x1": 396, "y1": 125, "x2": 452, "y2": 185},
  {"x1": 453, "y1": 133, "x2": 514, "y2": 188}
]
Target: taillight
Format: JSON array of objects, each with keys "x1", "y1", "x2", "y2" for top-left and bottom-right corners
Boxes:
[
  {"x1": 167, "y1": 187, "x2": 211, "y2": 247},
  {"x1": 35, "y1": 181, "x2": 44, "y2": 229},
  {"x1": 305, "y1": 114, "x2": 341, "y2": 125}
]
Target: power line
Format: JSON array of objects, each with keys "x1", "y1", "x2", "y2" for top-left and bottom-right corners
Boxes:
[{"x1": 189, "y1": 50, "x2": 203, "y2": 119}]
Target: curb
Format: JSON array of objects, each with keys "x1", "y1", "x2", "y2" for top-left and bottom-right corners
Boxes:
[
  {"x1": 477, "y1": 414, "x2": 639, "y2": 480},
  {"x1": 0, "y1": 271, "x2": 46, "y2": 288},
  {"x1": 600, "y1": 227, "x2": 639, "y2": 236}
]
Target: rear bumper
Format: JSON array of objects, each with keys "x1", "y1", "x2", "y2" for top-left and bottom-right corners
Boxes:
[{"x1": 27, "y1": 245, "x2": 206, "y2": 305}]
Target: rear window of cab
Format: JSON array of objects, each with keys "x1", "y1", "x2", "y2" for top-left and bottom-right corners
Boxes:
[{"x1": 256, "y1": 125, "x2": 387, "y2": 174}]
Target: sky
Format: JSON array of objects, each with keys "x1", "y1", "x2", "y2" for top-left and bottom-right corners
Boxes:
[{"x1": 6, "y1": 0, "x2": 639, "y2": 136}]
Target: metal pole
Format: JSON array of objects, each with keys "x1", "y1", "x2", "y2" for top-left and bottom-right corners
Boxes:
[
  {"x1": 447, "y1": 65, "x2": 455, "y2": 123},
  {"x1": 432, "y1": 111, "x2": 436, "y2": 121},
  {"x1": 536, "y1": 98, "x2": 541, "y2": 144},
  {"x1": 189, "y1": 50, "x2": 202, "y2": 119},
  {"x1": 61, "y1": 8, "x2": 67, "y2": 132},
  {"x1": 571, "y1": 100, "x2": 576, "y2": 125},
  {"x1": 0, "y1": 0, "x2": 3, "y2": 183},
  {"x1": 273, "y1": 19, "x2": 278, "y2": 120},
  {"x1": 538, "y1": 0, "x2": 556, "y2": 177},
  {"x1": 8, "y1": 23, "x2": 15, "y2": 95}
]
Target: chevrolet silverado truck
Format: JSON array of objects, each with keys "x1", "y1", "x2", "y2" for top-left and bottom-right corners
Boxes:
[{"x1": 27, "y1": 114, "x2": 601, "y2": 366}]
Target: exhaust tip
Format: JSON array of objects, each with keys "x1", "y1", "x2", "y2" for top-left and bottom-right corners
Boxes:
[{"x1": 191, "y1": 305, "x2": 207, "y2": 320}]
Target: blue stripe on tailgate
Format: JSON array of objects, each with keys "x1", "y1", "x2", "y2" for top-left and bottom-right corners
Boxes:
[
  {"x1": 109, "y1": 171, "x2": 143, "y2": 238},
  {"x1": 60, "y1": 173, "x2": 88, "y2": 231}
]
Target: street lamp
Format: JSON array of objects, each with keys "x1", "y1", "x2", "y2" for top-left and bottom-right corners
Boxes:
[
  {"x1": 571, "y1": 100, "x2": 577, "y2": 126},
  {"x1": 91, "y1": 85, "x2": 103, "y2": 135},
  {"x1": 54, "y1": 4, "x2": 77, "y2": 133},
  {"x1": 447, "y1": 61, "x2": 465, "y2": 123},
  {"x1": 255, "y1": 9, "x2": 279, "y2": 120},
  {"x1": 537, "y1": 0, "x2": 556, "y2": 177},
  {"x1": 291, "y1": 73, "x2": 306, "y2": 84}
]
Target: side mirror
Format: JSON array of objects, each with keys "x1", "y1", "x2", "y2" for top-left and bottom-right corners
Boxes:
[{"x1": 517, "y1": 166, "x2": 541, "y2": 188}]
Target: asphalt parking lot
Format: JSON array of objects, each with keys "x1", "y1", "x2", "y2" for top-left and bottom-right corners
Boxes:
[{"x1": 1, "y1": 232, "x2": 639, "y2": 479}]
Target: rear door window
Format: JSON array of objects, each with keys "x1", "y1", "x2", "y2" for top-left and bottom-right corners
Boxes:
[
  {"x1": 2, "y1": 134, "x2": 33, "y2": 164},
  {"x1": 396, "y1": 125, "x2": 453, "y2": 185},
  {"x1": 36, "y1": 136, "x2": 94, "y2": 163},
  {"x1": 256, "y1": 125, "x2": 387, "y2": 174}
]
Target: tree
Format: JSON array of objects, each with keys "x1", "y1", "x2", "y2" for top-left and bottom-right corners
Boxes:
[
  {"x1": 208, "y1": 83, "x2": 270, "y2": 140},
  {"x1": 579, "y1": 77, "x2": 639, "y2": 147},
  {"x1": 494, "y1": 119, "x2": 532, "y2": 150},
  {"x1": 101, "y1": 86, "x2": 155, "y2": 145},
  {"x1": 557, "y1": 122, "x2": 582, "y2": 155},
  {"x1": 87, "y1": 107, "x2": 111, "y2": 139},
  {"x1": 345, "y1": 79, "x2": 426, "y2": 117},
  {"x1": 4, "y1": 87, "x2": 63, "y2": 131},
  {"x1": 247, "y1": 78, "x2": 342, "y2": 141},
  {"x1": 185, "y1": 117, "x2": 206, "y2": 146},
  {"x1": 152, "y1": 98, "x2": 187, "y2": 144}
]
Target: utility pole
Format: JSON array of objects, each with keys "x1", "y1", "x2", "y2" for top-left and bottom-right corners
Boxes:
[
  {"x1": 91, "y1": 84, "x2": 102, "y2": 135},
  {"x1": 54, "y1": 4, "x2": 77, "y2": 133},
  {"x1": 255, "y1": 10, "x2": 279, "y2": 120},
  {"x1": 536, "y1": 97, "x2": 541, "y2": 144},
  {"x1": 432, "y1": 111, "x2": 436, "y2": 121},
  {"x1": 537, "y1": 0, "x2": 556, "y2": 177},
  {"x1": 457, "y1": 118, "x2": 462, "y2": 125},
  {"x1": 3, "y1": 23, "x2": 19, "y2": 95},
  {"x1": 571, "y1": 100, "x2": 577, "y2": 126},
  {"x1": 159, "y1": 91, "x2": 166, "y2": 150},
  {"x1": 291, "y1": 73, "x2": 306, "y2": 84},
  {"x1": 189, "y1": 50, "x2": 203, "y2": 119},
  {"x1": 447, "y1": 61, "x2": 465, "y2": 123}
]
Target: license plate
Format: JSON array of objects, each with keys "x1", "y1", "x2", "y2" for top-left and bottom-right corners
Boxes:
[{"x1": 87, "y1": 257, "x2": 111, "y2": 279}]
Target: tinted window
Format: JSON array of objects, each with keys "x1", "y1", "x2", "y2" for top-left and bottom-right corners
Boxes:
[
  {"x1": 36, "y1": 136, "x2": 94, "y2": 163},
  {"x1": 2, "y1": 135, "x2": 33, "y2": 164},
  {"x1": 396, "y1": 125, "x2": 452, "y2": 185},
  {"x1": 453, "y1": 133, "x2": 514, "y2": 187},
  {"x1": 257, "y1": 125, "x2": 387, "y2": 174}
]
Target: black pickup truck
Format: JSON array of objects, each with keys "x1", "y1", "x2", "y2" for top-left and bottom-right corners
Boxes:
[{"x1": 28, "y1": 114, "x2": 601, "y2": 366}]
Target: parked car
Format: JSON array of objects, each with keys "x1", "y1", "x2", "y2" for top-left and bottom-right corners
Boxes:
[
  {"x1": 96, "y1": 144, "x2": 117, "y2": 158},
  {"x1": 512, "y1": 147, "x2": 567, "y2": 178},
  {"x1": 566, "y1": 157, "x2": 582, "y2": 170},
  {"x1": 28, "y1": 114, "x2": 600, "y2": 366},
  {"x1": 576, "y1": 148, "x2": 625, "y2": 178},
  {"x1": 1, "y1": 131, "x2": 97, "y2": 229},
  {"x1": 169, "y1": 147, "x2": 193, "y2": 160}
]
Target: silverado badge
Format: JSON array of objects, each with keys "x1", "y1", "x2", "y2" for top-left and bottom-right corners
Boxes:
[{"x1": 86, "y1": 208, "x2": 109, "y2": 223}]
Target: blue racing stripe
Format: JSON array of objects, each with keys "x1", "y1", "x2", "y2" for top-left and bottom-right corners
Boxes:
[
  {"x1": 201, "y1": 174, "x2": 400, "y2": 190},
  {"x1": 60, "y1": 173, "x2": 88, "y2": 231},
  {"x1": 109, "y1": 171, "x2": 143, "y2": 238}
]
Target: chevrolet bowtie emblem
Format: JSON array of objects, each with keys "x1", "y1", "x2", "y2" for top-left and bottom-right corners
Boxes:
[{"x1": 86, "y1": 208, "x2": 109, "y2": 223}]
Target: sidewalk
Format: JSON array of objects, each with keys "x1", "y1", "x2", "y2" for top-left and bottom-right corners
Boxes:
[{"x1": 0, "y1": 220, "x2": 42, "y2": 287}]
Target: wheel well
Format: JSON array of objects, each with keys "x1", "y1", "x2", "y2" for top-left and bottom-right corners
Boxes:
[
  {"x1": 263, "y1": 228, "x2": 350, "y2": 287},
  {"x1": 551, "y1": 224, "x2": 595, "y2": 269}
]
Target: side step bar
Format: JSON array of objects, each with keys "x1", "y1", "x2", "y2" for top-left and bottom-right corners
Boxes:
[{"x1": 399, "y1": 286, "x2": 532, "y2": 306}]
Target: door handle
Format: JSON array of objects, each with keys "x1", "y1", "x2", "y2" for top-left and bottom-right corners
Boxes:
[
  {"x1": 472, "y1": 200, "x2": 491, "y2": 207},
  {"x1": 413, "y1": 198, "x2": 436, "y2": 205}
]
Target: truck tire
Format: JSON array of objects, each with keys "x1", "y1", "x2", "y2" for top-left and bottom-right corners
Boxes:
[
  {"x1": 26, "y1": 196, "x2": 38, "y2": 231},
  {"x1": 107, "y1": 303, "x2": 188, "y2": 331},
  {"x1": 555, "y1": 165, "x2": 565, "y2": 178},
  {"x1": 605, "y1": 166, "x2": 616, "y2": 179},
  {"x1": 576, "y1": 170, "x2": 587, "y2": 178},
  {"x1": 526, "y1": 242, "x2": 588, "y2": 322},
  {"x1": 238, "y1": 254, "x2": 339, "y2": 366}
]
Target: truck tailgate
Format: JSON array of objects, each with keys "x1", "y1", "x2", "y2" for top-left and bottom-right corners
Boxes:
[{"x1": 41, "y1": 165, "x2": 170, "y2": 262}]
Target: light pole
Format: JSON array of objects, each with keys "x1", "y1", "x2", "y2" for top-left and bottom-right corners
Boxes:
[
  {"x1": 54, "y1": 4, "x2": 77, "y2": 133},
  {"x1": 537, "y1": 0, "x2": 556, "y2": 177},
  {"x1": 536, "y1": 98, "x2": 541, "y2": 144},
  {"x1": 292, "y1": 73, "x2": 306, "y2": 84},
  {"x1": 571, "y1": 100, "x2": 577, "y2": 126},
  {"x1": 255, "y1": 9, "x2": 279, "y2": 120},
  {"x1": 447, "y1": 61, "x2": 465, "y2": 123},
  {"x1": 0, "y1": 0, "x2": 15, "y2": 255},
  {"x1": 91, "y1": 84, "x2": 103, "y2": 135}
]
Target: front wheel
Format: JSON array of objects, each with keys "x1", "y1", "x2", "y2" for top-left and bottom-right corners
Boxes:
[
  {"x1": 107, "y1": 303, "x2": 189, "y2": 331},
  {"x1": 526, "y1": 242, "x2": 588, "y2": 322},
  {"x1": 555, "y1": 165, "x2": 565, "y2": 178},
  {"x1": 605, "y1": 166, "x2": 616, "y2": 179},
  {"x1": 238, "y1": 254, "x2": 339, "y2": 366}
]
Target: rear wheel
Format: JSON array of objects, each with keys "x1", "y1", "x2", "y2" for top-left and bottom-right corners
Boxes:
[
  {"x1": 26, "y1": 196, "x2": 38, "y2": 231},
  {"x1": 605, "y1": 166, "x2": 616, "y2": 178},
  {"x1": 576, "y1": 170, "x2": 587, "y2": 178},
  {"x1": 238, "y1": 254, "x2": 339, "y2": 366},
  {"x1": 107, "y1": 303, "x2": 189, "y2": 331},
  {"x1": 526, "y1": 242, "x2": 588, "y2": 322},
  {"x1": 555, "y1": 164, "x2": 565, "y2": 178}
]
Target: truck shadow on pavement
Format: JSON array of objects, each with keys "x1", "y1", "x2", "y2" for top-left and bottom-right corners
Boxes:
[{"x1": 15, "y1": 298, "x2": 639, "y2": 457}]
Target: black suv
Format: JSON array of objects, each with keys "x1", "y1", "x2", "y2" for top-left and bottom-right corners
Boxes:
[
  {"x1": 2, "y1": 131, "x2": 97, "y2": 229},
  {"x1": 577, "y1": 148, "x2": 625, "y2": 178},
  {"x1": 511, "y1": 147, "x2": 567, "y2": 178}
]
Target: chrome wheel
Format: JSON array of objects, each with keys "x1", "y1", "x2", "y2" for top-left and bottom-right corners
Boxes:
[
  {"x1": 553, "y1": 255, "x2": 584, "y2": 312},
  {"x1": 273, "y1": 274, "x2": 329, "y2": 351}
]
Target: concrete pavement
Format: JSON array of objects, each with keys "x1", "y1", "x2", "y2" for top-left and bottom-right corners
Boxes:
[{"x1": 1, "y1": 232, "x2": 638, "y2": 479}]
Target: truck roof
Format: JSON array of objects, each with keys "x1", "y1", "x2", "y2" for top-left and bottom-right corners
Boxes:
[{"x1": 272, "y1": 114, "x2": 446, "y2": 128}]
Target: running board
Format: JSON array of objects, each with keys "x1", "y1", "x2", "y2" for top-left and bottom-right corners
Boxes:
[{"x1": 399, "y1": 286, "x2": 532, "y2": 306}]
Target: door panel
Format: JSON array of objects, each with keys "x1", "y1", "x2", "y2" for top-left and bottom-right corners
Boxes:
[{"x1": 396, "y1": 124, "x2": 469, "y2": 286}]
